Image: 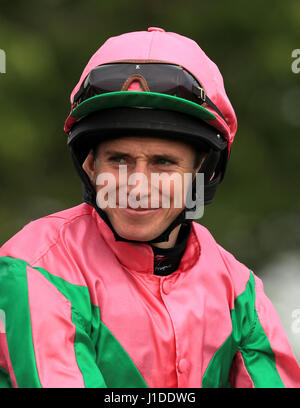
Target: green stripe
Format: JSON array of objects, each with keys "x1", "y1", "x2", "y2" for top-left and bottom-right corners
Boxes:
[
  {"x1": 0, "y1": 257, "x2": 148, "y2": 387},
  {"x1": 71, "y1": 306, "x2": 107, "y2": 387},
  {"x1": 201, "y1": 272, "x2": 256, "y2": 388},
  {"x1": 233, "y1": 272, "x2": 284, "y2": 387},
  {"x1": 239, "y1": 311, "x2": 284, "y2": 387},
  {"x1": 0, "y1": 366, "x2": 13, "y2": 388},
  {"x1": 0, "y1": 257, "x2": 41, "y2": 387},
  {"x1": 34, "y1": 266, "x2": 148, "y2": 387},
  {"x1": 201, "y1": 333, "x2": 236, "y2": 388},
  {"x1": 202, "y1": 271, "x2": 284, "y2": 388},
  {"x1": 71, "y1": 91, "x2": 216, "y2": 122},
  {"x1": 95, "y1": 307, "x2": 148, "y2": 388},
  {"x1": 33, "y1": 265, "x2": 107, "y2": 387}
]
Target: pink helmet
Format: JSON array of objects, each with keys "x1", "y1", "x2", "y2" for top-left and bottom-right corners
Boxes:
[
  {"x1": 65, "y1": 28, "x2": 238, "y2": 243},
  {"x1": 65, "y1": 27, "x2": 237, "y2": 150}
]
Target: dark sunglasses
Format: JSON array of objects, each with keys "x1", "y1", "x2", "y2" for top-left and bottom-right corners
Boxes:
[{"x1": 73, "y1": 63, "x2": 228, "y2": 125}]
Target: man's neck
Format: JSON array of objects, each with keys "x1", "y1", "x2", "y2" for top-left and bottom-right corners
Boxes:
[
  {"x1": 151, "y1": 224, "x2": 182, "y2": 249},
  {"x1": 151, "y1": 223, "x2": 192, "y2": 276}
]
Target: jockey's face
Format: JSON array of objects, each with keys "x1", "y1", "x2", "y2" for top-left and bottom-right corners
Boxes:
[{"x1": 83, "y1": 136, "x2": 204, "y2": 245}]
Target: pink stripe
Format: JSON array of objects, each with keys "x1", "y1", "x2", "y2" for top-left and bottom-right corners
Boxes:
[
  {"x1": 0, "y1": 333, "x2": 18, "y2": 387},
  {"x1": 0, "y1": 204, "x2": 92, "y2": 288},
  {"x1": 254, "y1": 275, "x2": 300, "y2": 387},
  {"x1": 26, "y1": 266, "x2": 85, "y2": 388},
  {"x1": 229, "y1": 350, "x2": 254, "y2": 388}
]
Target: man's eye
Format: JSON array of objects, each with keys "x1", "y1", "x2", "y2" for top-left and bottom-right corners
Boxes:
[
  {"x1": 110, "y1": 156, "x2": 127, "y2": 163},
  {"x1": 156, "y1": 158, "x2": 173, "y2": 165}
]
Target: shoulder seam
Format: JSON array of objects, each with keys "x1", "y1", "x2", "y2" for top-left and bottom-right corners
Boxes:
[
  {"x1": 30, "y1": 213, "x2": 92, "y2": 267},
  {"x1": 43, "y1": 209, "x2": 91, "y2": 221}
]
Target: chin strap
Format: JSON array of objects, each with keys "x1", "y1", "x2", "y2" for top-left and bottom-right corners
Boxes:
[{"x1": 93, "y1": 200, "x2": 188, "y2": 244}]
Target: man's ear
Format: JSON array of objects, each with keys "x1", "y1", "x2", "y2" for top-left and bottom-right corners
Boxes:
[{"x1": 82, "y1": 150, "x2": 97, "y2": 185}]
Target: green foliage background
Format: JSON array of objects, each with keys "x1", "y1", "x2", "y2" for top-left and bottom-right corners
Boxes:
[{"x1": 1, "y1": 0, "x2": 300, "y2": 273}]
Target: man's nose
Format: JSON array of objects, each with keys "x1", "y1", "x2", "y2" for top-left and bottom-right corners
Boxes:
[
  {"x1": 132, "y1": 159, "x2": 149, "y2": 175},
  {"x1": 127, "y1": 160, "x2": 152, "y2": 196},
  {"x1": 127, "y1": 160, "x2": 152, "y2": 184}
]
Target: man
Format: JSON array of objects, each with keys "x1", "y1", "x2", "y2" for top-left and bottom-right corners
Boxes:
[{"x1": 0, "y1": 28, "x2": 299, "y2": 388}]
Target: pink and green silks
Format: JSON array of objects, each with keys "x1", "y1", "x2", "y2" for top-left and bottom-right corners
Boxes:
[{"x1": 0, "y1": 203, "x2": 299, "y2": 388}]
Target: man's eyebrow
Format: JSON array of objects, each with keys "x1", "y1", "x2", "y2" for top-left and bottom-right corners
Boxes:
[
  {"x1": 103, "y1": 150, "x2": 131, "y2": 157},
  {"x1": 103, "y1": 150, "x2": 181, "y2": 162},
  {"x1": 151, "y1": 154, "x2": 181, "y2": 162}
]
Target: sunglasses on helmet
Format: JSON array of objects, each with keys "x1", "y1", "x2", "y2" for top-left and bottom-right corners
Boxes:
[{"x1": 72, "y1": 63, "x2": 228, "y2": 125}]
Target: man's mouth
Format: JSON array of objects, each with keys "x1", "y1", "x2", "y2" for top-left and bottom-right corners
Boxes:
[{"x1": 118, "y1": 207, "x2": 161, "y2": 216}]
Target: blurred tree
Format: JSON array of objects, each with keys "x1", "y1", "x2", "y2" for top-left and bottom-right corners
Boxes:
[{"x1": 0, "y1": 0, "x2": 300, "y2": 273}]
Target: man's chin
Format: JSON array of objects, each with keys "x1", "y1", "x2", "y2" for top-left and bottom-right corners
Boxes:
[
  {"x1": 105, "y1": 207, "x2": 175, "y2": 242},
  {"x1": 113, "y1": 226, "x2": 161, "y2": 242},
  {"x1": 110, "y1": 218, "x2": 163, "y2": 242}
]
